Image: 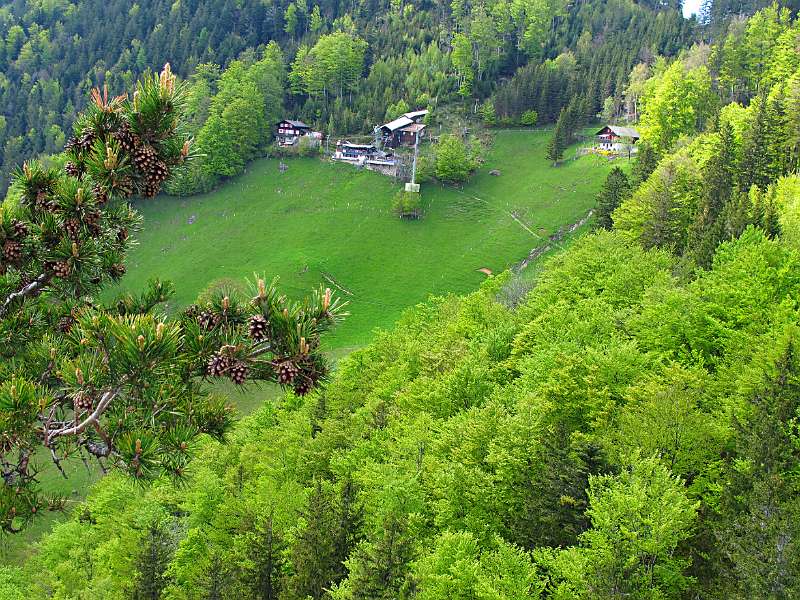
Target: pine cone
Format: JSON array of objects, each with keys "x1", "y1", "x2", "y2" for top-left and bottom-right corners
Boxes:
[
  {"x1": 133, "y1": 144, "x2": 158, "y2": 171},
  {"x1": 64, "y1": 218, "x2": 81, "y2": 240},
  {"x1": 117, "y1": 227, "x2": 129, "y2": 243},
  {"x1": 58, "y1": 315, "x2": 75, "y2": 332},
  {"x1": 35, "y1": 190, "x2": 56, "y2": 212},
  {"x1": 293, "y1": 377, "x2": 312, "y2": 396},
  {"x1": 84, "y1": 211, "x2": 102, "y2": 236},
  {"x1": 113, "y1": 123, "x2": 139, "y2": 153},
  {"x1": 2, "y1": 240, "x2": 22, "y2": 263},
  {"x1": 275, "y1": 360, "x2": 299, "y2": 385},
  {"x1": 92, "y1": 184, "x2": 109, "y2": 205},
  {"x1": 197, "y1": 310, "x2": 217, "y2": 330},
  {"x1": 110, "y1": 263, "x2": 126, "y2": 280},
  {"x1": 65, "y1": 162, "x2": 81, "y2": 178},
  {"x1": 229, "y1": 362, "x2": 249, "y2": 385},
  {"x1": 11, "y1": 220, "x2": 28, "y2": 239},
  {"x1": 76, "y1": 129, "x2": 96, "y2": 153},
  {"x1": 51, "y1": 260, "x2": 72, "y2": 278},
  {"x1": 248, "y1": 315, "x2": 268, "y2": 341},
  {"x1": 183, "y1": 304, "x2": 199, "y2": 319},
  {"x1": 207, "y1": 353, "x2": 232, "y2": 377},
  {"x1": 73, "y1": 391, "x2": 93, "y2": 411},
  {"x1": 65, "y1": 136, "x2": 79, "y2": 153}
]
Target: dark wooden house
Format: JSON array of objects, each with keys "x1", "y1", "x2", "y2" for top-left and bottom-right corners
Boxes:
[
  {"x1": 276, "y1": 119, "x2": 312, "y2": 146},
  {"x1": 378, "y1": 110, "x2": 428, "y2": 148}
]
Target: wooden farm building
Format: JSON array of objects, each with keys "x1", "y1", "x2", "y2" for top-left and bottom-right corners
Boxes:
[
  {"x1": 276, "y1": 119, "x2": 314, "y2": 146},
  {"x1": 596, "y1": 125, "x2": 640, "y2": 151},
  {"x1": 378, "y1": 110, "x2": 428, "y2": 148}
]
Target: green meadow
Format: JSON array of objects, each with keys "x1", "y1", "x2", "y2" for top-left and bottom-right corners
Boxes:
[{"x1": 112, "y1": 129, "x2": 614, "y2": 350}]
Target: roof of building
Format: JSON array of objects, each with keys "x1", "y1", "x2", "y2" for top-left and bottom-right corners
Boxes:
[
  {"x1": 403, "y1": 109, "x2": 429, "y2": 120},
  {"x1": 597, "y1": 125, "x2": 640, "y2": 138},
  {"x1": 280, "y1": 119, "x2": 311, "y2": 128},
  {"x1": 400, "y1": 123, "x2": 427, "y2": 133},
  {"x1": 381, "y1": 116, "x2": 414, "y2": 132},
  {"x1": 340, "y1": 142, "x2": 377, "y2": 150}
]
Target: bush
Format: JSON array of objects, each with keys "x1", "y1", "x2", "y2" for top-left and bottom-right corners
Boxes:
[
  {"x1": 435, "y1": 134, "x2": 477, "y2": 183},
  {"x1": 520, "y1": 110, "x2": 538, "y2": 127},
  {"x1": 479, "y1": 101, "x2": 497, "y2": 126},
  {"x1": 393, "y1": 190, "x2": 423, "y2": 219}
]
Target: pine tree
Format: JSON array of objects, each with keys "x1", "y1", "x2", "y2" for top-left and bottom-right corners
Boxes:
[
  {"x1": 344, "y1": 514, "x2": 414, "y2": 600},
  {"x1": 131, "y1": 519, "x2": 175, "y2": 600},
  {"x1": 0, "y1": 68, "x2": 347, "y2": 533},
  {"x1": 739, "y1": 94, "x2": 775, "y2": 191},
  {"x1": 632, "y1": 142, "x2": 659, "y2": 186},
  {"x1": 686, "y1": 121, "x2": 737, "y2": 267},
  {"x1": 285, "y1": 479, "x2": 343, "y2": 599},
  {"x1": 546, "y1": 110, "x2": 567, "y2": 165},
  {"x1": 715, "y1": 337, "x2": 800, "y2": 598},
  {"x1": 595, "y1": 167, "x2": 631, "y2": 230}
]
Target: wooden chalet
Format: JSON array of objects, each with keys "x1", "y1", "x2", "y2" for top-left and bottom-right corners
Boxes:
[
  {"x1": 596, "y1": 125, "x2": 640, "y2": 151},
  {"x1": 378, "y1": 109, "x2": 428, "y2": 148},
  {"x1": 276, "y1": 119, "x2": 312, "y2": 146}
]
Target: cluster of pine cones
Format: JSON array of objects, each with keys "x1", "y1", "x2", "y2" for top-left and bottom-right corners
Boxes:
[
  {"x1": 273, "y1": 358, "x2": 319, "y2": 396},
  {"x1": 114, "y1": 122, "x2": 169, "y2": 198},
  {"x1": 206, "y1": 349, "x2": 249, "y2": 385},
  {"x1": 1, "y1": 221, "x2": 29, "y2": 268},
  {"x1": 64, "y1": 121, "x2": 172, "y2": 198}
]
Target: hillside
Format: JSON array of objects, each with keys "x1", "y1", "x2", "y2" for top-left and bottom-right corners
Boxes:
[{"x1": 112, "y1": 129, "x2": 614, "y2": 348}]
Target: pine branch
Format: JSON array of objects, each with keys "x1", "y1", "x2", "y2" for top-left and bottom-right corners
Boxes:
[{"x1": 0, "y1": 272, "x2": 53, "y2": 318}]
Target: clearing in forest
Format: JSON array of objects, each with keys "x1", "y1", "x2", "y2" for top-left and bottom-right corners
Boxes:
[{"x1": 112, "y1": 129, "x2": 615, "y2": 349}]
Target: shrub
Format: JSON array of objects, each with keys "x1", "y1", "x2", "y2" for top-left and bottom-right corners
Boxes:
[
  {"x1": 479, "y1": 101, "x2": 497, "y2": 126},
  {"x1": 393, "y1": 190, "x2": 423, "y2": 219},
  {"x1": 435, "y1": 134, "x2": 477, "y2": 183},
  {"x1": 520, "y1": 110, "x2": 538, "y2": 127}
]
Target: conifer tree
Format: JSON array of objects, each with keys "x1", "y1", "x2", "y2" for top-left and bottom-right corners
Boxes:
[
  {"x1": 546, "y1": 110, "x2": 567, "y2": 166},
  {"x1": 285, "y1": 479, "x2": 342, "y2": 600},
  {"x1": 132, "y1": 519, "x2": 176, "y2": 600},
  {"x1": 0, "y1": 67, "x2": 346, "y2": 533},
  {"x1": 687, "y1": 121, "x2": 737, "y2": 267},
  {"x1": 739, "y1": 94, "x2": 776, "y2": 191},
  {"x1": 715, "y1": 336, "x2": 800, "y2": 598},
  {"x1": 595, "y1": 167, "x2": 631, "y2": 230}
]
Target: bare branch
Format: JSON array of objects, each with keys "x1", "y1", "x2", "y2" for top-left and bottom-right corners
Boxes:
[
  {"x1": 0, "y1": 272, "x2": 53, "y2": 318},
  {"x1": 46, "y1": 389, "x2": 120, "y2": 443}
]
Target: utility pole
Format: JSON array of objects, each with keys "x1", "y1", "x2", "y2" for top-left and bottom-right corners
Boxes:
[{"x1": 405, "y1": 130, "x2": 421, "y2": 193}]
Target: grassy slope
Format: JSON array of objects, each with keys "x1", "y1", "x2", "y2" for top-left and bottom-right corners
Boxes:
[{"x1": 111, "y1": 129, "x2": 614, "y2": 349}]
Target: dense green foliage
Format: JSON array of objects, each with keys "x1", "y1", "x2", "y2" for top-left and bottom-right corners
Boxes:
[
  {"x1": 6, "y1": 1, "x2": 800, "y2": 598},
  {"x1": 12, "y1": 223, "x2": 800, "y2": 598}
]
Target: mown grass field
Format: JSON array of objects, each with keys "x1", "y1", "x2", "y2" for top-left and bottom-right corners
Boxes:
[{"x1": 111, "y1": 129, "x2": 615, "y2": 350}]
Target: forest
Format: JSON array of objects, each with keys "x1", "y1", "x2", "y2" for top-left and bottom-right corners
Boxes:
[
  {"x1": 0, "y1": 0, "x2": 698, "y2": 195},
  {"x1": 2, "y1": 0, "x2": 800, "y2": 598}
]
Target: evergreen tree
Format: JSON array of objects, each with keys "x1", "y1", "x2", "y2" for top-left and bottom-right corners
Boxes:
[
  {"x1": 340, "y1": 514, "x2": 414, "y2": 600},
  {"x1": 715, "y1": 336, "x2": 800, "y2": 598},
  {"x1": 595, "y1": 167, "x2": 631, "y2": 230},
  {"x1": 632, "y1": 142, "x2": 659, "y2": 186},
  {"x1": 739, "y1": 94, "x2": 775, "y2": 191},
  {"x1": 286, "y1": 479, "x2": 358, "y2": 599},
  {"x1": 686, "y1": 121, "x2": 737, "y2": 267},
  {"x1": 131, "y1": 519, "x2": 175, "y2": 600},
  {"x1": 546, "y1": 110, "x2": 567, "y2": 165}
]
